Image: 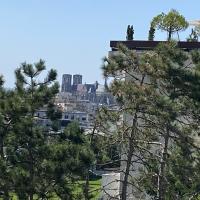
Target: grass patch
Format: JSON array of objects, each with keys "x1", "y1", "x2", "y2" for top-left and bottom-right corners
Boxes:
[
  {"x1": 0, "y1": 179, "x2": 101, "y2": 200},
  {"x1": 74, "y1": 178, "x2": 101, "y2": 199}
]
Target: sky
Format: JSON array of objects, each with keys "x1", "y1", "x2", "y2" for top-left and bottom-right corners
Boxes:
[{"x1": 0, "y1": 1, "x2": 199, "y2": 88}]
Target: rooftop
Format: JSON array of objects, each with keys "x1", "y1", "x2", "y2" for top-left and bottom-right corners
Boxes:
[{"x1": 110, "y1": 40, "x2": 200, "y2": 51}]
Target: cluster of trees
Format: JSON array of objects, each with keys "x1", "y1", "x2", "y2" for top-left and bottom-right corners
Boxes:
[
  {"x1": 148, "y1": 9, "x2": 199, "y2": 41},
  {"x1": 2, "y1": 9, "x2": 200, "y2": 200},
  {"x1": 126, "y1": 9, "x2": 197, "y2": 42},
  {"x1": 0, "y1": 61, "x2": 98, "y2": 200},
  {"x1": 101, "y1": 39, "x2": 200, "y2": 199}
]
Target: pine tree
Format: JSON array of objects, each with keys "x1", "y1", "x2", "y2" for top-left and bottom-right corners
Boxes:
[
  {"x1": 148, "y1": 25, "x2": 155, "y2": 41},
  {"x1": 7, "y1": 60, "x2": 59, "y2": 199},
  {"x1": 0, "y1": 76, "x2": 25, "y2": 200},
  {"x1": 101, "y1": 41, "x2": 200, "y2": 200},
  {"x1": 102, "y1": 44, "x2": 163, "y2": 199},
  {"x1": 139, "y1": 41, "x2": 200, "y2": 200},
  {"x1": 151, "y1": 9, "x2": 188, "y2": 40},
  {"x1": 0, "y1": 61, "x2": 95, "y2": 199},
  {"x1": 51, "y1": 122, "x2": 95, "y2": 199}
]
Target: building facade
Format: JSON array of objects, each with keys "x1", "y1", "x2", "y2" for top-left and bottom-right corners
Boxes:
[
  {"x1": 73, "y1": 74, "x2": 82, "y2": 85},
  {"x1": 61, "y1": 74, "x2": 72, "y2": 92}
]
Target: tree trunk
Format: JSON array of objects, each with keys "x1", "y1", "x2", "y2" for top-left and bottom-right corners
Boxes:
[
  {"x1": 121, "y1": 139, "x2": 133, "y2": 200},
  {"x1": 3, "y1": 190, "x2": 10, "y2": 200},
  {"x1": 158, "y1": 126, "x2": 170, "y2": 200},
  {"x1": 0, "y1": 135, "x2": 4, "y2": 159},
  {"x1": 29, "y1": 169, "x2": 34, "y2": 200},
  {"x1": 29, "y1": 194, "x2": 33, "y2": 200},
  {"x1": 84, "y1": 170, "x2": 90, "y2": 200},
  {"x1": 28, "y1": 149, "x2": 34, "y2": 200},
  {"x1": 0, "y1": 135, "x2": 10, "y2": 200},
  {"x1": 168, "y1": 27, "x2": 172, "y2": 41}
]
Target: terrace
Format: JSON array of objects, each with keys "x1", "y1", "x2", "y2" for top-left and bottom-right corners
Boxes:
[{"x1": 110, "y1": 40, "x2": 200, "y2": 51}]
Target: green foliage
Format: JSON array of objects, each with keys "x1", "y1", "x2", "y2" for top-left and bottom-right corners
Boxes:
[
  {"x1": 7, "y1": 61, "x2": 60, "y2": 199},
  {"x1": 167, "y1": 144, "x2": 200, "y2": 199},
  {"x1": 0, "y1": 75, "x2": 4, "y2": 86},
  {"x1": 187, "y1": 28, "x2": 198, "y2": 42},
  {"x1": 126, "y1": 25, "x2": 134, "y2": 41},
  {"x1": 91, "y1": 134, "x2": 120, "y2": 169},
  {"x1": 151, "y1": 9, "x2": 188, "y2": 40},
  {"x1": 141, "y1": 144, "x2": 200, "y2": 199},
  {"x1": 0, "y1": 61, "x2": 95, "y2": 200},
  {"x1": 0, "y1": 81, "x2": 25, "y2": 199},
  {"x1": 74, "y1": 179, "x2": 101, "y2": 200},
  {"x1": 148, "y1": 25, "x2": 155, "y2": 41},
  {"x1": 194, "y1": 25, "x2": 200, "y2": 37},
  {"x1": 102, "y1": 41, "x2": 200, "y2": 199}
]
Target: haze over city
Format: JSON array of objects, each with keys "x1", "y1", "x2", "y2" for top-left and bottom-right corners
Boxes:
[{"x1": 0, "y1": 1, "x2": 199, "y2": 88}]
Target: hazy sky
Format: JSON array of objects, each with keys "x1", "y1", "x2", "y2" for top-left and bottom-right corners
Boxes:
[{"x1": 0, "y1": 1, "x2": 199, "y2": 88}]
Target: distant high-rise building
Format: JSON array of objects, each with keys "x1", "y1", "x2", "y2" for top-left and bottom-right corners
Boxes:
[
  {"x1": 61, "y1": 74, "x2": 72, "y2": 92},
  {"x1": 73, "y1": 74, "x2": 82, "y2": 85}
]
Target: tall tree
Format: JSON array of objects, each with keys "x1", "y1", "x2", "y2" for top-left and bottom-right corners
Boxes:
[
  {"x1": 137, "y1": 42, "x2": 200, "y2": 200},
  {"x1": 0, "y1": 61, "x2": 95, "y2": 199},
  {"x1": 52, "y1": 122, "x2": 95, "y2": 199},
  {"x1": 102, "y1": 44, "x2": 162, "y2": 199},
  {"x1": 148, "y1": 24, "x2": 155, "y2": 41},
  {"x1": 0, "y1": 76, "x2": 25, "y2": 200},
  {"x1": 9, "y1": 60, "x2": 60, "y2": 200},
  {"x1": 126, "y1": 25, "x2": 134, "y2": 41},
  {"x1": 151, "y1": 9, "x2": 188, "y2": 40},
  {"x1": 0, "y1": 76, "x2": 10, "y2": 200},
  {"x1": 102, "y1": 41, "x2": 200, "y2": 200}
]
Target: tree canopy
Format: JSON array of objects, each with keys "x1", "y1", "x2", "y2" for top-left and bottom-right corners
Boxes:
[
  {"x1": 102, "y1": 41, "x2": 200, "y2": 200},
  {"x1": 151, "y1": 9, "x2": 188, "y2": 40},
  {"x1": 0, "y1": 61, "x2": 95, "y2": 200}
]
